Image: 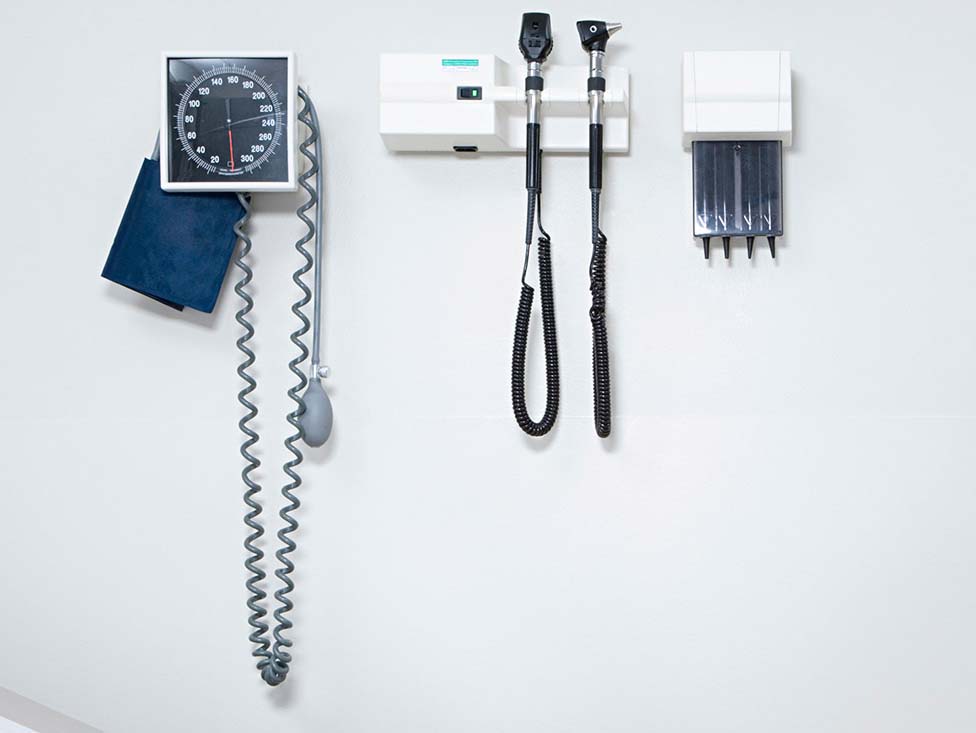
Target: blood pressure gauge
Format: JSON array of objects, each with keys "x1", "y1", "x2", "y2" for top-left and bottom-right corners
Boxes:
[{"x1": 160, "y1": 52, "x2": 297, "y2": 191}]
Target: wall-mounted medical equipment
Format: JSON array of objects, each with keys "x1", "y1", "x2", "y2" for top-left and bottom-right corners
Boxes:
[
  {"x1": 101, "y1": 154, "x2": 243, "y2": 312},
  {"x1": 380, "y1": 13, "x2": 628, "y2": 439},
  {"x1": 683, "y1": 51, "x2": 792, "y2": 260},
  {"x1": 511, "y1": 11, "x2": 559, "y2": 437},
  {"x1": 378, "y1": 52, "x2": 629, "y2": 153},
  {"x1": 578, "y1": 20, "x2": 620, "y2": 438},
  {"x1": 161, "y1": 53, "x2": 297, "y2": 191},
  {"x1": 103, "y1": 51, "x2": 332, "y2": 687}
]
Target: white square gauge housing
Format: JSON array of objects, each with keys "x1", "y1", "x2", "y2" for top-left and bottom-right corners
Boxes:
[{"x1": 160, "y1": 52, "x2": 297, "y2": 192}]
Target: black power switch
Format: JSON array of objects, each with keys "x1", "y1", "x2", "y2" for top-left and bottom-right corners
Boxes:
[{"x1": 457, "y1": 86, "x2": 483, "y2": 100}]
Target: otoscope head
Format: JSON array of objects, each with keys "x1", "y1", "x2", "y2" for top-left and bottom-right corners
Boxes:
[
  {"x1": 299, "y1": 377, "x2": 333, "y2": 447},
  {"x1": 576, "y1": 20, "x2": 622, "y2": 53},
  {"x1": 519, "y1": 12, "x2": 553, "y2": 63}
]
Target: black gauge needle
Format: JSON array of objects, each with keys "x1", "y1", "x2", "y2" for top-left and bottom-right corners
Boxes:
[{"x1": 203, "y1": 113, "x2": 274, "y2": 135}]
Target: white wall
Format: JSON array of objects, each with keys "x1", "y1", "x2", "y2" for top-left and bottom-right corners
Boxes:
[{"x1": 2, "y1": 0, "x2": 975, "y2": 731}]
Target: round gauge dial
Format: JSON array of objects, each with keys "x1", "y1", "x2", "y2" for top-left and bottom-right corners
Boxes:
[
  {"x1": 176, "y1": 66, "x2": 283, "y2": 176},
  {"x1": 164, "y1": 56, "x2": 293, "y2": 189}
]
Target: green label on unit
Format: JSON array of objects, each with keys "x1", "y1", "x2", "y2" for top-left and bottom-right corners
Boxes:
[{"x1": 442, "y1": 58, "x2": 479, "y2": 67}]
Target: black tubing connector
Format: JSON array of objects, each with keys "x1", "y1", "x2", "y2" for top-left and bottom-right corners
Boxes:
[
  {"x1": 587, "y1": 77, "x2": 607, "y2": 92},
  {"x1": 589, "y1": 124, "x2": 603, "y2": 191},
  {"x1": 526, "y1": 123, "x2": 542, "y2": 191}
]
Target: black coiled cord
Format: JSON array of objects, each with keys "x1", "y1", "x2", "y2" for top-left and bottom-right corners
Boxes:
[
  {"x1": 512, "y1": 189, "x2": 559, "y2": 436},
  {"x1": 589, "y1": 189, "x2": 611, "y2": 438}
]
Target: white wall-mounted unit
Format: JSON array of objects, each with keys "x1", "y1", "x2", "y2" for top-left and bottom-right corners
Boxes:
[
  {"x1": 379, "y1": 54, "x2": 629, "y2": 153},
  {"x1": 682, "y1": 51, "x2": 793, "y2": 258},
  {"x1": 682, "y1": 51, "x2": 792, "y2": 149}
]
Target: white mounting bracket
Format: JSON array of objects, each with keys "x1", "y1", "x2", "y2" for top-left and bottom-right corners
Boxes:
[{"x1": 379, "y1": 54, "x2": 630, "y2": 153}]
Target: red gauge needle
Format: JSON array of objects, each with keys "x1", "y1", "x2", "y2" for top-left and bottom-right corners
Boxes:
[{"x1": 228, "y1": 129, "x2": 236, "y2": 171}]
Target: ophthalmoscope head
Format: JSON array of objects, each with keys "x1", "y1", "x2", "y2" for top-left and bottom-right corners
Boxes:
[
  {"x1": 519, "y1": 12, "x2": 553, "y2": 64},
  {"x1": 576, "y1": 20, "x2": 622, "y2": 53}
]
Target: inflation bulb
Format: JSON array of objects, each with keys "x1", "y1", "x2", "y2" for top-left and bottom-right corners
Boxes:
[{"x1": 300, "y1": 376, "x2": 333, "y2": 446}]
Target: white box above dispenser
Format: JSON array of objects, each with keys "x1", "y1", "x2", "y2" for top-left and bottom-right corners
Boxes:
[{"x1": 682, "y1": 51, "x2": 792, "y2": 149}]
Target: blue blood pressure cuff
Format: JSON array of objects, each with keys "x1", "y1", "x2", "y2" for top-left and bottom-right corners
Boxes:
[{"x1": 101, "y1": 158, "x2": 244, "y2": 313}]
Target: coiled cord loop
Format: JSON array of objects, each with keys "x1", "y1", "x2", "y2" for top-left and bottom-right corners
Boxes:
[
  {"x1": 589, "y1": 190, "x2": 611, "y2": 438},
  {"x1": 512, "y1": 190, "x2": 559, "y2": 436}
]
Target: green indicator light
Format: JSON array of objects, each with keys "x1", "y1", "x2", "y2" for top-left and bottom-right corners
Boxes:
[{"x1": 442, "y1": 58, "x2": 479, "y2": 67}]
